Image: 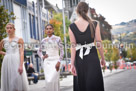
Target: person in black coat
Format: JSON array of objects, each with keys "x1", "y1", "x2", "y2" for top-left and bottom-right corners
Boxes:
[{"x1": 27, "y1": 63, "x2": 38, "y2": 84}]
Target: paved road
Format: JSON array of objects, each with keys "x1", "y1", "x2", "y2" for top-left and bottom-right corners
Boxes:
[
  {"x1": 104, "y1": 69, "x2": 136, "y2": 91},
  {"x1": 61, "y1": 69, "x2": 136, "y2": 91}
]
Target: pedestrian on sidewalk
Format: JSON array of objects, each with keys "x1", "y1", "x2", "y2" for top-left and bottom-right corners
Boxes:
[
  {"x1": 69, "y1": 2, "x2": 105, "y2": 91},
  {"x1": 0, "y1": 23, "x2": 29, "y2": 91},
  {"x1": 37, "y1": 24, "x2": 64, "y2": 91}
]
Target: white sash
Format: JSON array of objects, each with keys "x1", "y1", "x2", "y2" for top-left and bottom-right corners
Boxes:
[{"x1": 76, "y1": 42, "x2": 95, "y2": 59}]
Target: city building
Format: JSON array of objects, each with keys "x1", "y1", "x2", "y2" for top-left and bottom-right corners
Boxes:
[
  {"x1": 64, "y1": 0, "x2": 85, "y2": 22},
  {"x1": 0, "y1": 0, "x2": 60, "y2": 73}
]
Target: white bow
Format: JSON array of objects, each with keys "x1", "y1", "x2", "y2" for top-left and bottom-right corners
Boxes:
[{"x1": 76, "y1": 43, "x2": 95, "y2": 59}]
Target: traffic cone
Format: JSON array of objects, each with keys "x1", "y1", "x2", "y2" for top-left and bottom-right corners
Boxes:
[
  {"x1": 68, "y1": 64, "x2": 71, "y2": 72},
  {"x1": 120, "y1": 64, "x2": 123, "y2": 69},
  {"x1": 134, "y1": 64, "x2": 136, "y2": 69},
  {"x1": 127, "y1": 65, "x2": 129, "y2": 70},
  {"x1": 130, "y1": 64, "x2": 132, "y2": 69},
  {"x1": 105, "y1": 66, "x2": 107, "y2": 70},
  {"x1": 113, "y1": 65, "x2": 115, "y2": 70},
  {"x1": 65, "y1": 65, "x2": 67, "y2": 71}
]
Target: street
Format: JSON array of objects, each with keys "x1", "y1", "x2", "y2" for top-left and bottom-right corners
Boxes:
[
  {"x1": 104, "y1": 69, "x2": 136, "y2": 91},
  {"x1": 26, "y1": 69, "x2": 136, "y2": 91},
  {"x1": 61, "y1": 69, "x2": 136, "y2": 91},
  {"x1": 0, "y1": 69, "x2": 136, "y2": 91}
]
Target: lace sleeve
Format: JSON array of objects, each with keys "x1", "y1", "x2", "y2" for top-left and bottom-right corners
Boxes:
[
  {"x1": 58, "y1": 37, "x2": 64, "y2": 62},
  {"x1": 37, "y1": 39, "x2": 44, "y2": 59}
]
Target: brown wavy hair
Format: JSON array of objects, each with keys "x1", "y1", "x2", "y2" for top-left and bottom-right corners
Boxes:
[{"x1": 76, "y1": 2, "x2": 95, "y2": 38}]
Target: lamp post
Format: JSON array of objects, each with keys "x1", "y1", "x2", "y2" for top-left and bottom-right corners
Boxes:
[
  {"x1": 119, "y1": 33, "x2": 122, "y2": 58},
  {"x1": 62, "y1": 0, "x2": 68, "y2": 71}
]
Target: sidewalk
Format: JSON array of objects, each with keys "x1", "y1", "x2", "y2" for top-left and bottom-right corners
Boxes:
[
  {"x1": 0, "y1": 69, "x2": 126, "y2": 91},
  {"x1": 28, "y1": 68, "x2": 126, "y2": 91},
  {"x1": 102, "y1": 68, "x2": 126, "y2": 78}
]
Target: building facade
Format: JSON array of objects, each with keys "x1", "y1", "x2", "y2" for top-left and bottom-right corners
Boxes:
[
  {"x1": 64, "y1": 0, "x2": 85, "y2": 22},
  {"x1": 0, "y1": 0, "x2": 59, "y2": 73}
]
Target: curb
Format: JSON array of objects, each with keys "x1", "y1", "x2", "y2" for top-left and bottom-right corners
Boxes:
[{"x1": 103, "y1": 69, "x2": 127, "y2": 78}]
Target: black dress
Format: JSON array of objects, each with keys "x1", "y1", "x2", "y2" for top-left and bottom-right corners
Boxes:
[{"x1": 69, "y1": 21, "x2": 105, "y2": 91}]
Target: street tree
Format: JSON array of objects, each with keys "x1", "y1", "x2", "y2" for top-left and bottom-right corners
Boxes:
[{"x1": 49, "y1": 12, "x2": 71, "y2": 58}]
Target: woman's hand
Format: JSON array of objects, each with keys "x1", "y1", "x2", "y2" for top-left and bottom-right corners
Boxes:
[
  {"x1": 55, "y1": 61, "x2": 60, "y2": 72},
  {"x1": 101, "y1": 59, "x2": 106, "y2": 67},
  {"x1": 42, "y1": 54, "x2": 48, "y2": 60},
  {"x1": 18, "y1": 66, "x2": 23, "y2": 75},
  {"x1": 71, "y1": 64, "x2": 77, "y2": 76}
]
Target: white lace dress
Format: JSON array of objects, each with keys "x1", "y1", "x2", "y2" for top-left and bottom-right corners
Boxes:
[
  {"x1": 37, "y1": 35, "x2": 64, "y2": 91},
  {"x1": 1, "y1": 37, "x2": 29, "y2": 91}
]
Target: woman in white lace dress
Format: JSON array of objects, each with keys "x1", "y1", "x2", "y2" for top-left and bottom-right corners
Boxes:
[
  {"x1": 0, "y1": 23, "x2": 29, "y2": 91},
  {"x1": 37, "y1": 24, "x2": 64, "y2": 91}
]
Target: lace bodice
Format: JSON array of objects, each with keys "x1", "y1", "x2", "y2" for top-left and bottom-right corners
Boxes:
[
  {"x1": 37, "y1": 35, "x2": 64, "y2": 61},
  {"x1": 3, "y1": 37, "x2": 20, "y2": 54}
]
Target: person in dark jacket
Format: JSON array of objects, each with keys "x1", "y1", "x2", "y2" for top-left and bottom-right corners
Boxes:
[{"x1": 27, "y1": 63, "x2": 38, "y2": 84}]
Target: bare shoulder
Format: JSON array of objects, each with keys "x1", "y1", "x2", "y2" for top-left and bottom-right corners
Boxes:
[
  {"x1": 74, "y1": 20, "x2": 78, "y2": 24},
  {"x1": 0, "y1": 39, "x2": 4, "y2": 43},
  {"x1": 18, "y1": 38, "x2": 24, "y2": 44},
  {"x1": 0, "y1": 39, "x2": 4, "y2": 45}
]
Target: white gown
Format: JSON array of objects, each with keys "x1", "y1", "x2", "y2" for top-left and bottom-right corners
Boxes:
[
  {"x1": 1, "y1": 37, "x2": 29, "y2": 91},
  {"x1": 37, "y1": 35, "x2": 64, "y2": 91}
]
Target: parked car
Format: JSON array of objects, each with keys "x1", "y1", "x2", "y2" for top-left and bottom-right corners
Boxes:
[
  {"x1": 106, "y1": 62, "x2": 110, "y2": 69},
  {"x1": 133, "y1": 61, "x2": 136, "y2": 66},
  {"x1": 126, "y1": 62, "x2": 133, "y2": 66}
]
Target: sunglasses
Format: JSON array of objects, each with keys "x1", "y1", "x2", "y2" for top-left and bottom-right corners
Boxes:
[{"x1": 46, "y1": 28, "x2": 53, "y2": 30}]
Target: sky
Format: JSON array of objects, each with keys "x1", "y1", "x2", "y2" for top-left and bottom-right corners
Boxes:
[{"x1": 29, "y1": 0, "x2": 136, "y2": 25}]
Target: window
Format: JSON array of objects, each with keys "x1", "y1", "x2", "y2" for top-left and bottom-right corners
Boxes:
[
  {"x1": 73, "y1": 0, "x2": 75, "y2": 5},
  {"x1": 32, "y1": 15, "x2": 36, "y2": 39},
  {"x1": 29, "y1": 14, "x2": 33, "y2": 38},
  {"x1": 70, "y1": 0, "x2": 72, "y2": 7},
  {"x1": 76, "y1": 0, "x2": 79, "y2": 5},
  {"x1": 36, "y1": 18, "x2": 40, "y2": 40}
]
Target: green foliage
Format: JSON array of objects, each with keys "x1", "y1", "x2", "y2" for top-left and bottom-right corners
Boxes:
[
  {"x1": 0, "y1": 6, "x2": 15, "y2": 40},
  {"x1": 97, "y1": 40, "x2": 119, "y2": 65},
  {"x1": 109, "y1": 63, "x2": 113, "y2": 72},
  {"x1": 114, "y1": 63, "x2": 118, "y2": 70},
  {"x1": 102, "y1": 40, "x2": 113, "y2": 61},
  {"x1": 102, "y1": 66, "x2": 106, "y2": 73},
  {"x1": 49, "y1": 12, "x2": 71, "y2": 58},
  {"x1": 111, "y1": 47, "x2": 120, "y2": 63},
  {"x1": 49, "y1": 13, "x2": 71, "y2": 42},
  {"x1": 126, "y1": 43, "x2": 136, "y2": 61}
]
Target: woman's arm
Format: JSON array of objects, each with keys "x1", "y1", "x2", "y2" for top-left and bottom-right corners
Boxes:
[
  {"x1": 95, "y1": 22, "x2": 105, "y2": 66},
  {"x1": 0, "y1": 39, "x2": 5, "y2": 55},
  {"x1": 69, "y1": 27, "x2": 77, "y2": 76},
  {"x1": 18, "y1": 38, "x2": 24, "y2": 75},
  {"x1": 37, "y1": 43, "x2": 44, "y2": 59},
  {"x1": 69, "y1": 27, "x2": 76, "y2": 65},
  {"x1": 55, "y1": 37, "x2": 64, "y2": 71},
  {"x1": 18, "y1": 38, "x2": 24, "y2": 67},
  {"x1": 37, "y1": 39, "x2": 48, "y2": 60}
]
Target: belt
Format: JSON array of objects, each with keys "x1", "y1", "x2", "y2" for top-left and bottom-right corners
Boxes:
[{"x1": 76, "y1": 42, "x2": 95, "y2": 60}]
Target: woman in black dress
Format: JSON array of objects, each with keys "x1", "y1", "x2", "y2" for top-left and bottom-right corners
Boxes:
[{"x1": 69, "y1": 2, "x2": 105, "y2": 91}]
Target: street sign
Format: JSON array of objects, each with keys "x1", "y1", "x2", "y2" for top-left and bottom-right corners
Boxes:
[{"x1": 24, "y1": 51, "x2": 32, "y2": 56}]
